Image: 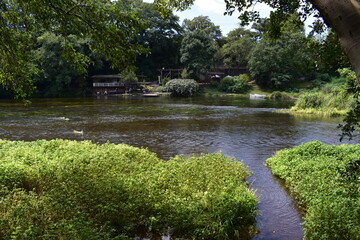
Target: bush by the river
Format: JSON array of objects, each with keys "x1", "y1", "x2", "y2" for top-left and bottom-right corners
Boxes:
[
  {"x1": 220, "y1": 74, "x2": 251, "y2": 94},
  {"x1": 0, "y1": 139, "x2": 257, "y2": 240},
  {"x1": 164, "y1": 79, "x2": 200, "y2": 97},
  {"x1": 266, "y1": 141, "x2": 360, "y2": 240}
]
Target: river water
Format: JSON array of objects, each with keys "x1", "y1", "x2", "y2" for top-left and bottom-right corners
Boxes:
[{"x1": 0, "y1": 96, "x2": 356, "y2": 239}]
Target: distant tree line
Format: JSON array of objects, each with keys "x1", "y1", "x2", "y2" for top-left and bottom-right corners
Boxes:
[{"x1": 0, "y1": 0, "x2": 351, "y2": 98}]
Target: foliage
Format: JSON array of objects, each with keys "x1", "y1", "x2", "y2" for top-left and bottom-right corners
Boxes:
[
  {"x1": 155, "y1": 86, "x2": 167, "y2": 92},
  {"x1": 220, "y1": 28, "x2": 257, "y2": 67},
  {"x1": 161, "y1": 77, "x2": 171, "y2": 86},
  {"x1": 164, "y1": 79, "x2": 200, "y2": 97},
  {"x1": 338, "y1": 68, "x2": 358, "y2": 87},
  {"x1": 33, "y1": 32, "x2": 91, "y2": 97},
  {"x1": 154, "y1": 0, "x2": 318, "y2": 37},
  {"x1": 182, "y1": 16, "x2": 222, "y2": 42},
  {"x1": 0, "y1": 139, "x2": 257, "y2": 240},
  {"x1": 290, "y1": 91, "x2": 354, "y2": 116},
  {"x1": 0, "y1": 0, "x2": 146, "y2": 97},
  {"x1": 248, "y1": 32, "x2": 314, "y2": 89},
  {"x1": 338, "y1": 68, "x2": 360, "y2": 140},
  {"x1": 135, "y1": 1, "x2": 183, "y2": 80},
  {"x1": 266, "y1": 141, "x2": 360, "y2": 240},
  {"x1": 180, "y1": 30, "x2": 218, "y2": 79},
  {"x1": 309, "y1": 30, "x2": 351, "y2": 75},
  {"x1": 181, "y1": 68, "x2": 189, "y2": 79},
  {"x1": 121, "y1": 69, "x2": 138, "y2": 83},
  {"x1": 220, "y1": 77, "x2": 235, "y2": 92},
  {"x1": 220, "y1": 74, "x2": 251, "y2": 94}
]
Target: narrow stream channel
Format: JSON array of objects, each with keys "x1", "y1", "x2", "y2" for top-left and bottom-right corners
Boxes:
[{"x1": 0, "y1": 96, "x2": 356, "y2": 239}]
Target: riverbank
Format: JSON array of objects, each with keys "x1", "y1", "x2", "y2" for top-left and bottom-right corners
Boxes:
[
  {"x1": 285, "y1": 91, "x2": 354, "y2": 117},
  {"x1": 266, "y1": 141, "x2": 360, "y2": 239},
  {"x1": 0, "y1": 139, "x2": 257, "y2": 240}
]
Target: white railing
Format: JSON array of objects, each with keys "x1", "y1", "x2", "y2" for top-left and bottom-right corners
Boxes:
[{"x1": 93, "y1": 82, "x2": 124, "y2": 87}]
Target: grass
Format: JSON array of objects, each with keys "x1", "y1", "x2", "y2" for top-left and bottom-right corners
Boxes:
[
  {"x1": 266, "y1": 141, "x2": 360, "y2": 240},
  {"x1": 288, "y1": 91, "x2": 354, "y2": 117}
]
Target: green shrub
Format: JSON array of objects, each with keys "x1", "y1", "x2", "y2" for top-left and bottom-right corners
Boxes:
[
  {"x1": 0, "y1": 139, "x2": 257, "y2": 240},
  {"x1": 220, "y1": 74, "x2": 251, "y2": 93},
  {"x1": 266, "y1": 141, "x2": 360, "y2": 240},
  {"x1": 181, "y1": 68, "x2": 189, "y2": 79},
  {"x1": 155, "y1": 86, "x2": 167, "y2": 92},
  {"x1": 220, "y1": 76, "x2": 235, "y2": 92},
  {"x1": 311, "y1": 73, "x2": 332, "y2": 88},
  {"x1": 209, "y1": 80, "x2": 220, "y2": 89},
  {"x1": 338, "y1": 68, "x2": 357, "y2": 85},
  {"x1": 270, "y1": 73, "x2": 291, "y2": 89},
  {"x1": 165, "y1": 79, "x2": 200, "y2": 97},
  {"x1": 161, "y1": 77, "x2": 170, "y2": 86}
]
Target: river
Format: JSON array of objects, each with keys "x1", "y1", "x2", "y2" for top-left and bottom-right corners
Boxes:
[{"x1": 0, "y1": 96, "x2": 356, "y2": 239}]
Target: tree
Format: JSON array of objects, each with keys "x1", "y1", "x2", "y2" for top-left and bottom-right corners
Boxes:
[
  {"x1": 134, "y1": 1, "x2": 183, "y2": 80},
  {"x1": 180, "y1": 30, "x2": 218, "y2": 79},
  {"x1": 220, "y1": 28, "x2": 257, "y2": 67},
  {"x1": 0, "y1": 0, "x2": 146, "y2": 97},
  {"x1": 248, "y1": 31, "x2": 314, "y2": 89},
  {"x1": 33, "y1": 32, "x2": 91, "y2": 97},
  {"x1": 309, "y1": 30, "x2": 351, "y2": 75},
  {"x1": 183, "y1": 16, "x2": 222, "y2": 42}
]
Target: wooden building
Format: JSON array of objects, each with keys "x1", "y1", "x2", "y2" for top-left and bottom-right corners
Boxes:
[{"x1": 92, "y1": 75, "x2": 154, "y2": 95}]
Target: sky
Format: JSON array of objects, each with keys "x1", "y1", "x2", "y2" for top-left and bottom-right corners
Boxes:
[{"x1": 143, "y1": 0, "x2": 273, "y2": 36}]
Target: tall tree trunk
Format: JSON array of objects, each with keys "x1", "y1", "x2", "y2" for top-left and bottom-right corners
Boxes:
[{"x1": 309, "y1": 0, "x2": 360, "y2": 81}]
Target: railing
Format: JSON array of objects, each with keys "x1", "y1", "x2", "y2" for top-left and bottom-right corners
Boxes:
[{"x1": 93, "y1": 82, "x2": 125, "y2": 87}]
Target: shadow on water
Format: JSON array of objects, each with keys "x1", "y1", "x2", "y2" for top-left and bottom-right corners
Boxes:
[{"x1": 0, "y1": 96, "x2": 358, "y2": 239}]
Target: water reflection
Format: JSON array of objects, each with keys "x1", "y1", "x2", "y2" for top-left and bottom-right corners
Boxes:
[{"x1": 0, "y1": 96, "x2": 357, "y2": 240}]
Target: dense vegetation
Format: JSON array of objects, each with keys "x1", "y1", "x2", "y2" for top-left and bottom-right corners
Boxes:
[
  {"x1": 164, "y1": 78, "x2": 200, "y2": 97},
  {"x1": 0, "y1": 139, "x2": 257, "y2": 240},
  {"x1": 266, "y1": 141, "x2": 360, "y2": 240},
  {"x1": 289, "y1": 68, "x2": 358, "y2": 117},
  {"x1": 0, "y1": 1, "x2": 352, "y2": 98},
  {"x1": 219, "y1": 74, "x2": 251, "y2": 93}
]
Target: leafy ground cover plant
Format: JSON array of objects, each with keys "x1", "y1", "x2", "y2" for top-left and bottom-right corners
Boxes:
[
  {"x1": 266, "y1": 141, "x2": 360, "y2": 240},
  {"x1": 0, "y1": 139, "x2": 257, "y2": 240}
]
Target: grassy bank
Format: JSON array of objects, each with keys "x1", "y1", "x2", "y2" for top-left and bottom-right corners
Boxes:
[
  {"x1": 0, "y1": 139, "x2": 257, "y2": 240},
  {"x1": 288, "y1": 91, "x2": 354, "y2": 116},
  {"x1": 266, "y1": 141, "x2": 360, "y2": 239}
]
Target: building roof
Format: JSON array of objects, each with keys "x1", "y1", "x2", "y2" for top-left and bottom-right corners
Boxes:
[{"x1": 91, "y1": 75, "x2": 122, "y2": 79}]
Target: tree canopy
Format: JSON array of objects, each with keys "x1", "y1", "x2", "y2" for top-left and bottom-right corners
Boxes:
[
  {"x1": 180, "y1": 30, "x2": 218, "y2": 79},
  {"x1": 154, "y1": 0, "x2": 360, "y2": 80},
  {"x1": 220, "y1": 28, "x2": 257, "y2": 68},
  {"x1": 0, "y1": 0, "x2": 146, "y2": 97},
  {"x1": 134, "y1": 1, "x2": 183, "y2": 79},
  {"x1": 183, "y1": 15, "x2": 222, "y2": 42}
]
